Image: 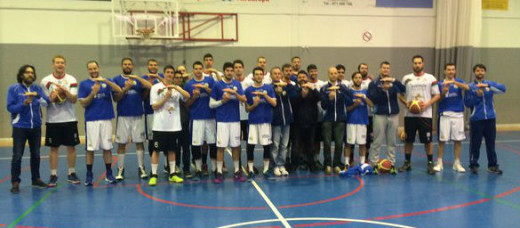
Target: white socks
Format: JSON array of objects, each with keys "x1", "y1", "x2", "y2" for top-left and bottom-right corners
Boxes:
[
  {"x1": 136, "y1": 150, "x2": 144, "y2": 168},
  {"x1": 118, "y1": 154, "x2": 125, "y2": 169}
]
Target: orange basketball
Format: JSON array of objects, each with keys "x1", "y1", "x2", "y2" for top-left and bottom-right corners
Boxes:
[
  {"x1": 378, "y1": 159, "x2": 392, "y2": 173},
  {"x1": 409, "y1": 100, "x2": 422, "y2": 114}
]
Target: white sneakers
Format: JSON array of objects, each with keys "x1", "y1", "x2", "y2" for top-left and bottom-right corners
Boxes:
[
  {"x1": 452, "y1": 161, "x2": 466, "y2": 173},
  {"x1": 273, "y1": 166, "x2": 289, "y2": 176},
  {"x1": 434, "y1": 160, "x2": 466, "y2": 173}
]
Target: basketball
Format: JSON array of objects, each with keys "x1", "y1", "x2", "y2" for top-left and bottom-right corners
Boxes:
[
  {"x1": 52, "y1": 88, "x2": 67, "y2": 104},
  {"x1": 409, "y1": 99, "x2": 422, "y2": 114},
  {"x1": 378, "y1": 159, "x2": 392, "y2": 173}
]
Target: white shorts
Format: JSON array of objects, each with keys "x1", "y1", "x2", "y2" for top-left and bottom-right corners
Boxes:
[
  {"x1": 346, "y1": 124, "x2": 367, "y2": 145},
  {"x1": 191, "y1": 119, "x2": 216, "y2": 146},
  {"x1": 115, "y1": 116, "x2": 145, "y2": 144},
  {"x1": 248, "y1": 123, "x2": 272, "y2": 145},
  {"x1": 144, "y1": 114, "x2": 153, "y2": 140},
  {"x1": 216, "y1": 122, "x2": 241, "y2": 148},
  {"x1": 439, "y1": 115, "x2": 466, "y2": 142},
  {"x1": 86, "y1": 120, "x2": 113, "y2": 151}
]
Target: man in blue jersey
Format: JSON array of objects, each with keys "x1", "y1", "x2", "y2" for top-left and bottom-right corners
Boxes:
[
  {"x1": 434, "y1": 63, "x2": 469, "y2": 173},
  {"x1": 270, "y1": 66, "x2": 296, "y2": 176},
  {"x1": 210, "y1": 62, "x2": 247, "y2": 183},
  {"x1": 367, "y1": 61, "x2": 405, "y2": 174},
  {"x1": 344, "y1": 72, "x2": 373, "y2": 169},
  {"x1": 245, "y1": 67, "x2": 277, "y2": 180},
  {"x1": 465, "y1": 64, "x2": 506, "y2": 175},
  {"x1": 112, "y1": 57, "x2": 152, "y2": 181},
  {"x1": 185, "y1": 61, "x2": 217, "y2": 179},
  {"x1": 141, "y1": 59, "x2": 165, "y2": 178},
  {"x1": 78, "y1": 61, "x2": 122, "y2": 186},
  {"x1": 7, "y1": 65, "x2": 50, "y2": 193},
  {"x1": 320, "y1": 67, "x2": 352, "y2": 174}
]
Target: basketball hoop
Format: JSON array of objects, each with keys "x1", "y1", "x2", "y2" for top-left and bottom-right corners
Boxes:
[{"x1": 136, "y1": 28, "x2": 155, "y2": 39}]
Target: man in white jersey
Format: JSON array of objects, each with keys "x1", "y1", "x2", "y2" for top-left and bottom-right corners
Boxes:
[
  {"x1": 247, "y1": 56, "x2": 272, "y2": 84},
  {"x1": 40, "y1": 55, "x2": 81, "y2": 187},
  {"x1": 398, "y1": 55, "x2": 440, "y2": 175},
  {"x1": 112, "y1": 57, "x2": 152, "y2": 181},
  {"x1": 78, "y1": 61, "x2": 122, "y2": 186},
  {"x1": 148, "y1": 65, "x2": 190, "y2": 186},
  {"x1": 203, "y1": 53, "x2": 223, "y2": 81}
]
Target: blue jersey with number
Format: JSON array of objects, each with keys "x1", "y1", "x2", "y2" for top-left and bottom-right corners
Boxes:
[
  {"x1": 245, "y1": 84, "x2": 275, "y2": 124},
  {"x1": 113, "y1": 75, "x2": 144, "y2": 116},
  {"x1": 438, "y1": 78, "x2": 465, "y2": 113},
  {"x1": 184, "y1": 76, "x2": 216, "y2": 120},
  {"x1": 347, "y1": 89, "x2": 369, "y2": 125},
  {"x1": 78, "y1": 79, "x2": 115, "y2": 121},
  {"x1": 211, "y1": 79, "x2": 244, "y2": 122}
]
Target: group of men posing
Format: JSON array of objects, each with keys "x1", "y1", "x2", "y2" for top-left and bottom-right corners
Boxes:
[{"x1": 7, "y1": 54, "x2": 506, "y2": 193}]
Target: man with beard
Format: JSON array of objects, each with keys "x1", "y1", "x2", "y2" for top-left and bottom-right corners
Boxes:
[
  {"x1": 367, "y1": 61, "x2": 404, "y2": 174},
  {"x1": 245, "y1": 67, "x2": 277, "y2": 180},
  {"x1": 434, "y1": 63, "x2": 469, "y2": 173},
  {"x1": 210, "y1": 62, "x2": 247, "y2": 183},
  {"x1": 78, "y1": 61, "x2": 122, "y2": 186},
  {"x1": 290, "y1": 56, "x2": 302, "y2": 82},
  {"x1": 8, "y1": 65, "x2": 50, "y2": 193},
  {"x1": 141, "y1": 59, "x2": 164, "y2": 178},
  {"x1": 398, "y1": 55, "x2": 440, "y2": 175},
  {"x1": 112, "y1": 57, "x2": 152, "y2": 181},
  {"x1": 148, "y1": 65, "x2": 190, "y2": 186},
  {"x1": 465, "y1": 64, "x2": 506, "y2": 175},
  {"x1": 40, "y1": 55, "x2": 81, "y2": 186}
]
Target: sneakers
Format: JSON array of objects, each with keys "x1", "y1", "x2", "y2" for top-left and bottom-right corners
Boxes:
[
  {"x1": 247, "y1": 171, "x2": 256, "y2": 181},
  {"x1": 280, "y1": 166, "x2": 289, "y2": 176},
  {"x1": 233, "y1": 171, "x2": 246, "y2": 182},
  {"x1": 273, "y1": 167, "x2": 281, "y2": 176},
  {"x1": 263, "y1": 170, "x2": 275, "y2": 180},
  {"x1": 213, "y1": 172, "x2": 224, "y2": 184},
  {"x1": 202, "y1": 164, "x2": 209, "y2": 176},
  {"x1": 32, "y1": 179, "x2": 48, "y2": 189},
  {"x1": 488, "y1": 166, "x2": 503, "y2": 175},
  {"x1": 433, "y1": 161, "x2": 443, "y2": 172},
  {"x1": 105, "y1": 173, "x2": 117, "y2": 184},
  {"x1": 139, "y1": 167, "x2": 149, "y2": 179},
  {"x1": 68, "y1": 173, "x2": 81, "y2": 184},
  {"x1": 116, "y1": 168, "x2": 125, "y2": 181},
  {"x1": 325, "y1": 166, "x2": 332, "y2": 175},
  {"x1": 389, "y1": 166, "x2": 397, "y2": 175},
  {"x1": 192, "y1": 171, "x2": 202, "y2": 181},
  {"x1": 48, "y1": 175, "x2": 58, "y2": 187},
  {"x1": 471, "y1": 166, "x2": 479, "y2": 174},
  {"x1": 183, "y1": 171, "x2": 194, "y2": 179},
  {"x1": 427, "y1": 162, "x2": 435, "y2": 175},
  {"x1": 84, "y1": 172, "x2": 93, "y2": 186},
  {"x1": 334, "y1": 166, "x2": 342, "y2": 174},
  {"x1": 452, "y1": 161, "x2": 466, "y2": 173},
  {"x1": 10, "y1": 182, "x2": 20, "y2": 194},
  {"x1": 169, "y1": 174, "x2": 184, "y2": 183},
  {"x1": 398, "y1": 161, "x2": 412, "y2": 172},
  {"x1": 149, "y1": 175, "x2": 158, "y2": 186}
]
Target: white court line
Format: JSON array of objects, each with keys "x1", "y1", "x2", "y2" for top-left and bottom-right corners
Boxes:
[
  {"x1": 218, "y1": 217, "x2": 416, "y2": 228},
  {"x1": 225, "y1": 148, "x2": 291, "y2": 228}
]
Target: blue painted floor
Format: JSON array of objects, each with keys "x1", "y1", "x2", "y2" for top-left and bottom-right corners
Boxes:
[{"x1": 1, "y1": 131, "x2": 519, "y2": 228}]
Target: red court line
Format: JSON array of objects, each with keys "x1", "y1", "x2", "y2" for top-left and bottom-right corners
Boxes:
[
  {"x1": 93, "y1": 155, "x2": 118, "y2": 188},
  {"x1": 0, "y1": 224, "x2": 5, "y2": 227},
  {"x1": 0, "y1": 166, "x2": 31, "y2": 185}
]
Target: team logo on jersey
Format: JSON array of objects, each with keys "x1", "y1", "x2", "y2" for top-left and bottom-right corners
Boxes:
[
  {"x1": 132, "y1": 81, "x2": 137, "y2": 86},
  {"x1": 102, "y1": 83, "x2": 107, "y2": 88}
]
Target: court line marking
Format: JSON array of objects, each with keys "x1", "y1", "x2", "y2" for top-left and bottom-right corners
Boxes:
[
  {"x1": 218, "y1": 217, "x2": 415, "y2": 228},
  {"x1": 8, "y1": 187, "x2": 59, "y2": 228}
]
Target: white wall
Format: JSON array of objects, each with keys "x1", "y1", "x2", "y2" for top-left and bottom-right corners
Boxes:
[
  {"x1": 481, "y1": 0, "x2": 520, "y2": 48},
  {"x1": 0, "y1": 0, "x2": 436, "y2": 47}
]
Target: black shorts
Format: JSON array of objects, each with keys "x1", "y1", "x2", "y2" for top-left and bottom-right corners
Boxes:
[
  {"x1": 404, "y1": 117, "x2": 432, "y2": 143},
  {"x1": 152, "y1": 131, "x2": 180, "y2": 155},
  {"x1": 45, "y1": 121, "x2": 80, "y2": 147}
]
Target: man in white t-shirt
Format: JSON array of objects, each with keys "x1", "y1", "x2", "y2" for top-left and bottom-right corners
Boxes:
[
  {"x1": 148, "y1": 65, "x2": 190, "y2": 186},
  {"x1": 40, "y1": 55, "x2": 81, "y2": 187},
  {"x1": 398, "y1": 55, "x2": 440, "y2": 175},
  {"x1": 247, "y1": 56, "x2": 272, "y2": 84}
]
